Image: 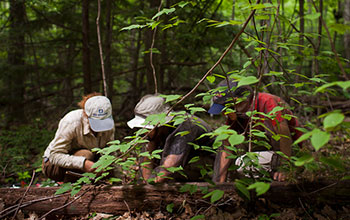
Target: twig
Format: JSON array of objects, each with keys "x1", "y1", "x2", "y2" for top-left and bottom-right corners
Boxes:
[
  {"x1": 298, "y1": 198, "x2": 313, "y2": 219},
  {"x1": 12, "y1": 170, "x2": 36, "y2": 220},
  {"x1": 150, "y1": 0, "x2": 163, "y2": 94},
  {"x1": 168, "y1": 0, "x2": 261, "y2": 112},
  {"x1": 0, "y1": 194, "x2": 69, "y2": 219},
  {"x1": 308, "y1": 182, "x2": 338, "y2": 195},
  {"x1": 96, "y1": 0, "x2": 108, "y2": 96},
  {"x1": 38, "y1": 186, "x2": 94, "y2": 220},
  {"x1": 123, "y1": 200, "x2": 131, "y2": 213}
]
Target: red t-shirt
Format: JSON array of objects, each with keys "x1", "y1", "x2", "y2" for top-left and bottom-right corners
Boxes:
[{"x1": 252, "y1": 93, "x2": 303, "y2": 142}]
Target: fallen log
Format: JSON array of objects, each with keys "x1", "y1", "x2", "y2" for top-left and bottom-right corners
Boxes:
[{"x1": 0, "y1": 179, "x2": 349, "y2": 217}]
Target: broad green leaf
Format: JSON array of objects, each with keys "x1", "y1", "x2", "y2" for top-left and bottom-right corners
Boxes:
[
  {"x1": 189, "y1": 107, "x2": 206, "y2": 115},
  {"x1": 55, "y1": 183, "x2": 72, "y2": 195},
  {"x1": 323, "y1": 112, "x2": 344, "y2": 129},
  {"x1": 337, "y1": 81, "x2": 350, "y2": 90},
  {"x1": 166, "y1": 166, "x2": 183, "y2": 173},
  {"x1": 210, "y1": 189, "x2": 224, "y2": 203},
  {"x1": 330, "y1": 23, "x2": 350, "y2": 34},
  {"x1": 304, "y1": 12, "x2": 320, "y2": 20},
  {"x1": 237, "y1": 76, "x2": 259, "y2": 87},
  {"x1": 294, "y1": 130, "x2": 313, "y2": 145},
  {"x1": 188, "y1": 156, "x2": 200, "y2": 164},
  {"x1": 228, "y1": 134, "x2": 245, "y2": 146},
  {"x1": 206, "y1": 75, "x2": 215, "y2": 83},
  {"x1": 311, "y1": 129, "x2": 330, "y2": 151},
  {"x1": 247, "y1": 182, "x2": 270, "y2": 196},
  {"x1": 109, "y1": 178, "x2": 122, "y2": 183},
  {"x1": 294, "y1": 153, "x2": 314, "y2": 166}
]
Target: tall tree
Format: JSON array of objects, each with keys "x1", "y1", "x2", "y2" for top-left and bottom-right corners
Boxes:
[
  {"x1": 345, "y1": 0, "x2": 350, "y2": 67},
  {"x1": 7, "y1": 0, "x2": 26, "y2": 124},
  {"x1": 82, "y1": 0, "x2": 92, "y2": 94}
]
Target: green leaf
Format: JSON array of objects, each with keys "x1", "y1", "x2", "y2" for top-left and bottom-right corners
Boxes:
[
  {"x1": 228, "y1": 134, "x2": 245, "y2": 146},
  {"x1": 109, "y1": 178, "x2": 122, "y2": 183},
  {"x1": 55, "y1": 183, "x2": 72, "y2": 195},
  {"x1": 207, "y1": 75, "x2": 215, "y2": 83},
  {"x1": 166, "y1": 203, "x2": 174, "y2": 213},
  {"x1": 294, "y1": 130, "x2": 313, "y2": 145},
  {"x1": 175, "y1": 131, "x2": 190, "y2": 136},
  {"x1": 247, "y1": 182, "x2": 270, "y2": 196},
  {"x1": 210, "y1": 189, "x2": 224, "y2": 203},
  {"x1": 190, "y1": 215, "x2": 205, "y2": 220},
  {"x1": 71, "y1": 186, "x2": 81, "y2": 196},
  {"x1": 234, "y1": 181, "x2": 250, "y2": 200},
  {"x1": 304, "y1": 12, "x2": 321, "y2": 20},
  {"x1": 121, "y1": 24, "x2": 146, "y2": 31},
  {"x1": 152, "y1": 8, "x2": 176, "y2": 20},
  {"x1": 237, "y1": 76, "x2": 259, "y2": 87},
  {"x1": 319, "y1": 156, "x2": 345, "y2": 172},
  {"x1": 188, "y1": 156, "x2": 200, "y2": 164},
  {"x1": 323, "y1": 112, "x2": 345, "y2": 129},
  {"x1": 311, "y1": 129, "x2": 330, "y2": 151},
  {"x1": 294, "y1": 153, "x2": 314, "y2": 166},
  {"x1": 189, "y1": 107, "x2": 206, "y2": 115},
  {"x1": 160, "y1": 94, "x2": 182, "y2": 103}
]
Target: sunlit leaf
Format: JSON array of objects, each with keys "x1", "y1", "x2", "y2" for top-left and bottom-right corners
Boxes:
[
  {"x1": 323, "y1": 112, "x2": 344, "y2": 129},
  {"x1": 311, "y1": 129, "x2": 330, "y2": 151},
  {"x1": 247, "y1": 182, "x2": 270, "y2": 196},
  {"x1": 237, "y1": 76, "x2": 259, "y2": 87}
]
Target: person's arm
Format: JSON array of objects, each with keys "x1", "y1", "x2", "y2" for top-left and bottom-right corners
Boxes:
[
  {"x1": 212, "y1": 146, "x2": 232, "y2": 183},
  {"x1": 141, "y1": 140, "x2": 157, "y2": 181}
]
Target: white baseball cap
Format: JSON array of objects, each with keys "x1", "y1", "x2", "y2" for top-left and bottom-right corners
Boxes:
[
  {"x1": 127, "y1": 94, "x2": 172, "y2": 129},
  {"x1": 84, "y1": 96, "x2": 114, "y2": 132}
]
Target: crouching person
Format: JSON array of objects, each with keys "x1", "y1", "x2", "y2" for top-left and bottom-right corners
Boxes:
[
  {"x1": 127, "y1": 94, "x2": 214, "y2": 183},
  {"x1": 42, "y1": 93, "x2": 115, "y2": 182},
  {"x1": 208, "y1": 79, "x2": 303, "y2": 182}
]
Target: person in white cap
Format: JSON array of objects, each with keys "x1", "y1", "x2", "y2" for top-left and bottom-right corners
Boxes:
[
  {"x1": 128, "y1": 94, "x2": 214, "y2": 183},
  {"x1": 42, "y1": 92, "x2": 115, "y2": 182}
]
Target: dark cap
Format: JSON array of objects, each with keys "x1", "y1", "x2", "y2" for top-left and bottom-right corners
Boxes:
[{"x1": 208, "y1": 79, "x2": 252, "y2": 115}]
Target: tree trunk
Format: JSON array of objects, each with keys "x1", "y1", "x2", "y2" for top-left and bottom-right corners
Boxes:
[
  {"x1": 82, "y1": 0, "x2": 92, "y2": 94},
  {"x1": 345, "y1": 0, "x2": 350, "y2": 67},
  {"x1": 6, "y1": 0, "x2": 26, "y2": 124},
  {"x1": 105, "y1": 0, "x2": 113, "y2": 100},
  {"x1": 296, "y1": 0, "x2": 304, "y2": 75}
]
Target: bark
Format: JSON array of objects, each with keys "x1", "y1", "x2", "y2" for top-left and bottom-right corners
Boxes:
[
  {"x1": 6, "y1": 0, "x2": 26, "y2": 124},
  {"x1": 1, "y1": 180, "x2": 350, "y2": 217},
  {"x1": 143, "y1": 0, "x2": 161, "y2": 94},
  {"x1": 105, "y1": 0, "x2": 113, "y2": 100},
  {"x1": 82, "y1": 0, "x2": 92, "y2": 94},
  {"x1": 345, "y1": 0, "x2": 350, "y2": 66},
  {"x1": 296, "y1": 0, "x2": 304, "y2": 75}
]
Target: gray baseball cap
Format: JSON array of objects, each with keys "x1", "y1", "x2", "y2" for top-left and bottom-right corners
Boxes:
[
  {"x1": 84, "y1": 96, "x2": 114, "y2": 132},
  {"x1": 127, "y1": 94, "x2": 172, "y2": 129}
]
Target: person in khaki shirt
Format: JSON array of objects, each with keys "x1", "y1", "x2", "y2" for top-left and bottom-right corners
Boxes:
[{"x1": 42, "y1": 93, "x2": 115, "y2": 182}]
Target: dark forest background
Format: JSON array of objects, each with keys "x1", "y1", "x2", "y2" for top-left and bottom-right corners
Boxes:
[{"x1": 0, "y1": 0, "x2": 349, "y2": 186}]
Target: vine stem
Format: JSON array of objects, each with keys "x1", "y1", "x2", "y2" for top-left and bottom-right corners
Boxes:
[
  {"x1": 12, "y1": 170, "x2": 36, "y2": 220},
  {"x1": 97, "y1": 0, "x2": 108, "y2": 96},
  {"x1": 150, "y1": 0, "x2": 163, "y2": 94},
  {"x1": 169, "y1": 0, "x2": 261, "y2": 112}
]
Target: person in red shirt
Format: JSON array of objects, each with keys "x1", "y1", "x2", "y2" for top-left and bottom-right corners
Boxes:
[{"x1": 208, "y1": 79, "x2": 302, "y2": 182}]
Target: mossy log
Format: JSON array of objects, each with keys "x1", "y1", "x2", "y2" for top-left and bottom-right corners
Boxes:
[{"x1": 0, "y1": 180, "x2": 349, "y2": 217}]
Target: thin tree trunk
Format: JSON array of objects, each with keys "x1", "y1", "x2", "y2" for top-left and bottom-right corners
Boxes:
[
  {"x1": 82, "y1": 0, "x2": 92, "y2": 94},
  {"x1": 7, "y1": 0, "x2": 26, "y2": 124},
  {"x1": 105, "y1": 0, "x2": 113, "y2": 100},
  {"x1": 345, "y1": 0, "x2": 350, "y2": 67},
  {"x1": 296, "y1": 0, "x2": 304, "y2": 74}
]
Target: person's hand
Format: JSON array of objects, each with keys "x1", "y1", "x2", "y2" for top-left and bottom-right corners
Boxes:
[
  {"x1": 83, "y1": 159, "x2": 96, "y2": 173},
  {"x1": 273, "y1": 171, "x2": 286, "y2": 182}
]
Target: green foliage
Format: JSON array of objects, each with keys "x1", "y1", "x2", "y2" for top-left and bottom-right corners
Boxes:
[{"x1": 0, "y1": 124, "x2": 54, "y2": 184}]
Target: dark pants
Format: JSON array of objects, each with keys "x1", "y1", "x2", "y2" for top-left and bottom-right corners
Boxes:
[{"x1": 42, "y1": 149, "x2": 94, "y2": 182}]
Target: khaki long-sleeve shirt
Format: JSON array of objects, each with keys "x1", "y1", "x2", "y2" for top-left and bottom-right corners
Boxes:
[{"x1": 43, "y1": 109, "x2": 115, "y2": 169}]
